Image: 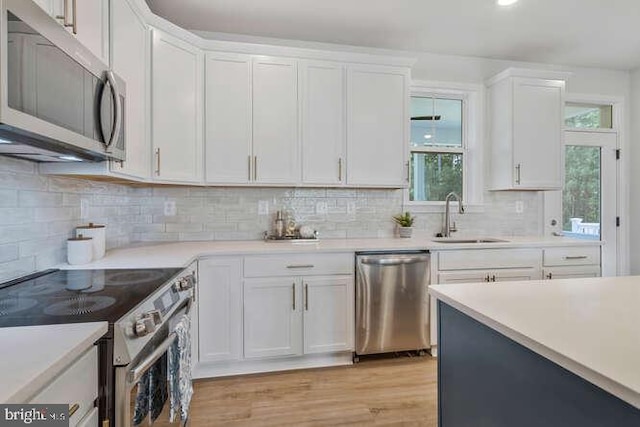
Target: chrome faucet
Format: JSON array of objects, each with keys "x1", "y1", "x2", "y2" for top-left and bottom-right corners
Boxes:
[{"x1": 443, "y1": 192, "x2": 465, "y2": 237}]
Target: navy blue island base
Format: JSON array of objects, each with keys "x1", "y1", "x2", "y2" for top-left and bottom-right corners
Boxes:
[{"x1": 437, "y1": 301, "x2": 640, "y2": 427}]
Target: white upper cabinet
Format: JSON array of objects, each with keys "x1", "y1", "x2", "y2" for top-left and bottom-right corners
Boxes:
[
  {"x1": 73, "y1": 0, "x2": 110, "y2": 64},
  {"x1": 252, "y1": 57, "x2": 300, "y2": 184},
  {"x1": 300, "y1": 61, "x2": 346, "y2": 185},
  {"x1": 40, "y1": 0, "x2": 110, "y2": 64},
  {"x1": 151, "y1": 29, "x2": 203, "y2": 183},
  {"x1": 487, "y1": 69, "x2": 568, "y2": 190},
  {"x1": 204, "y1": 52, "x2": 252, "y2": 184},
  {"x1": 346, "y1": 65, "x2": 409, "y2": 187},
  {"x1": 109, "y1": 0, "x2": 149, "y2": 180}
]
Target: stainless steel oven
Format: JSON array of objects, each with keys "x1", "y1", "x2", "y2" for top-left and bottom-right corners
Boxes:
[
  {"x1": 114, "y1": 268, "x2": 196, "y2": 427},
  {"x1": 0, "y1": 0, "x2": 125, "y2": 162}
]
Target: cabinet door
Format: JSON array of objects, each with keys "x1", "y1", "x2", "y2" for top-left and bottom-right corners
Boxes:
[
  {"x1": 301, "y1": 61, "x2": 345, "y2": 185},
  {"x1": 437, "y1": 270, "x2": 492, "y2": 284},
  {"x1": 198, "y1": 258, "x2": 243, "y2": 363},
  {"x1": 543, "y1": 266, "x2": 601, "y2": 280},
  {"x1": 205, "y1": 53, "x2": 252, "y2": 184},
  {"x1": 347, "y1": 65, "x2": 408, "y2": 187},
  {"x1": 512, "y1": 78, "x2": 564, "y2": 189},
  {"x1": 303, "y1": 275, "x2": 354, "y2": 354},
  {"x1": 109, "y1": 0, "x2": 150, "y2": 179},
  {"x1": 252, "y1": 57, "x2": 299, "y2": 184},
  {"x1": 494, "y1": 268, "x2": 541, "y2": 282},
  {"x1": 73, "y1": 0, "x2": 109, "y2": 64},
  {"x1": 151, "y1": 29, "x2": 203, "y2": 183},
  {"x1": 244, "y1": 278, "x2": 302, "y2": 358}
]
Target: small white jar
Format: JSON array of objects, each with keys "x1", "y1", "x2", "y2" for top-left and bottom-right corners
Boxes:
[
  {"x1": 67, "y1": 235, "x2": 93, "y2": 265},
  {"x1": 76, "y1": 223, "x2": 106, "y2": 260}
]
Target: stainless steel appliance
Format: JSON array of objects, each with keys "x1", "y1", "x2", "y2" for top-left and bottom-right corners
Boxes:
[
  {"x1": 355, "y1": 251, "x2": 430, "y2": 357},
  {"x1": 0, "y1": 263, "x2": 197, "y2": 426},
  {"x1": 0, "y1": 0, "x2": 125, "y2": 162}
]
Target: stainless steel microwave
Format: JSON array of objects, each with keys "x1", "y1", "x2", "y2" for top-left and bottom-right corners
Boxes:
[{"x1": 0, "y1": 0, "x2": 125, "y2": 162}]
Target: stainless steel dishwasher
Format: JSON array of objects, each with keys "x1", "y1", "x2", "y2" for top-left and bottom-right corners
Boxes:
[{"x1": 355, "y1": 251, "x2": 430, "y2": 358}]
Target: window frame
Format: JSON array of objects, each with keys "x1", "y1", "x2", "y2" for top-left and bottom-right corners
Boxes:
[{"x1": 404, "y1": 81, "x2": 483, "y2": 212}]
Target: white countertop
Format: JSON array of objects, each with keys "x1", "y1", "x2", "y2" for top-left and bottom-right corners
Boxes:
[
  {"x1": 59, "y1": 236, "x2": 599, "y2": 270},
  {"x1": 0, "y1": 322, "x2": 108, "y2": 403},
  {"x1": 429, "y1": 277, "x2": 640, "y2": 409}
]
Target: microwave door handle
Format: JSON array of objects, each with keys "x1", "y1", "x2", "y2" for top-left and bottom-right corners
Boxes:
[{"x1": 105, "y1": 71, "x2": 122, "y2": 151}]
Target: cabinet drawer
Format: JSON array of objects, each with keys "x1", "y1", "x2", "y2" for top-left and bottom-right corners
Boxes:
[
  {"x1": 437, "y1": 249, "x2": 540, "y2": 271},
  {"x1": 543, "y1": 265, "x2": 601, "y2": 280},
  {"x1": 543, "y1": 247, "x2": 600, "y2": 266},
  {"x1": 244, "y1": 253, "x2": 353, "y2": 277},
  {"x1": 31, "y1": 347, "x2": 98, "y2": 427}
]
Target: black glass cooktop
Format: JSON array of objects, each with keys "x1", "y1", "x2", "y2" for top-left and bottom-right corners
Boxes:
[{"x1": 0, "y1": 268, "x2": 182, "y2": 328}]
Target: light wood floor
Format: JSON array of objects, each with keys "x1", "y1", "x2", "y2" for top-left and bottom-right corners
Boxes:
[{"x1": 187, "y1": 356, "x2": 438, "y2": 426}]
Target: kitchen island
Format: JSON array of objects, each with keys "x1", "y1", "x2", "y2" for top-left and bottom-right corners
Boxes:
[{"x1": 429, "y1": 277, "x2": 640, "y2": 427}]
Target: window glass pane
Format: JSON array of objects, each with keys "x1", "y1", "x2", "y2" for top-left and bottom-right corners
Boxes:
[
  {"x1": 563, "y1": 145, "x2": 601, "y2": 239},
  {"x1": 565, "y1": 103, "x2": 613, "y2": 129},
  {"x1": 410, "y1": 152, "x2": 463, "y2": 201},
  {"x1": 410, "y1": 97, "x2": 462, "y2": 148}
]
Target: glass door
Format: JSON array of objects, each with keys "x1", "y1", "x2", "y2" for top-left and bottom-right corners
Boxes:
[{"x1": 545, "y1": 131, "x2": 617, "y2": 276}]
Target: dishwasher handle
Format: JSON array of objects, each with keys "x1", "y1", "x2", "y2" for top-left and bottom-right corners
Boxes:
[{"x1": 359, "y1": 255, "x2": 429, "y2": 266}]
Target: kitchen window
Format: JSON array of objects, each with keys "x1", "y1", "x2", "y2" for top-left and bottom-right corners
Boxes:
[{"x1": 406, "y1": 82, "x2": 482, "y2": 209}]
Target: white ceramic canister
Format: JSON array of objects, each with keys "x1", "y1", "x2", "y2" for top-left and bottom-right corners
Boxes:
[
  {"x1": 67, "y1": 235, "x2": 93, "y2": 265},
  {"x1": 76, "y1": 223, "x2": 106, "y2": 260}
]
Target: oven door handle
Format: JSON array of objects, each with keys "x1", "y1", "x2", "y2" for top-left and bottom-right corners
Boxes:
[
  {"x1": 128, "y1": 332, "x2": 176, "y2": 384},
  {"x1": 127, "y1": 298, "x2": 192, "y2": 384}
]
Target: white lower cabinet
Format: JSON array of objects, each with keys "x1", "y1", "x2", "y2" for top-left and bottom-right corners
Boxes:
[
  {"x1": 30, "y1": 346, "x2": 98, "y2": 427},
  {"x1": 243, "y1": 274, "x2": 354, "y2": 359},
  {"x1": 303, "y1": 276, "x2": 354, "y2": 354},
  {"x1": 438, "y1": 268, "x2": 540, "y2": 284},
  {"x1": 198, "y1": 257, "x2": 243, "y2": 363},
  {"x1": 243, "y1": 277, "x2": 303, "y2": 359},
  {"x1": 195, "y1": 254, "x2": 354, "y2": 377}
]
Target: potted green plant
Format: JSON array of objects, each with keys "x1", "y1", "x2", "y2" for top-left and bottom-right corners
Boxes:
[{"x1": 393, "y1": 212, "x2": 415, "y2": 238}]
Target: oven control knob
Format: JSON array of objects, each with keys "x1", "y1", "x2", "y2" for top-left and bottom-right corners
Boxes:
[
  {"x1": 145, "y1": 309, "x2": 162, "y2": 325},
  {"x1": 133, "y1": 317, "x2": 155, "y2": 337}
]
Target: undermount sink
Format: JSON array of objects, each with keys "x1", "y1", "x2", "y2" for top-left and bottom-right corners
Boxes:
[{"x1": 432, "y1": 238, "x2": 509, "y2": 244}]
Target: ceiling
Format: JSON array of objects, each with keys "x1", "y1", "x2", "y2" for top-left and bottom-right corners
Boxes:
[{"x1": 145, "y1": 0, "x2": 640, "y2": 70}]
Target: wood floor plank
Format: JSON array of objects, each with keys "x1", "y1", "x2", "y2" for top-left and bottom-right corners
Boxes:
[{"x1": 182, "y1": 356, "x2": 438, "y2": 426}]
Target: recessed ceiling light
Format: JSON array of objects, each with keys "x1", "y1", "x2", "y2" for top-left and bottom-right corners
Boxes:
[
  {"x1": 0, "y1": 137, "x2": 13, "y2": 144},
  {"x1": 424, "y1": 134, "x2": 433, "y2": 139},
  {"x1": 497, "y1": 0, "x2": 519, "y2": 6}
]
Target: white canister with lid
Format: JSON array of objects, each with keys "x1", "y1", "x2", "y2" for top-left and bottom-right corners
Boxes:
[
  {"x1": 76, "y1": 223, "x2": 106, "y2": 260},
  {"x1": 67, "y1": 235, "x2": 93, "y2": 265}
]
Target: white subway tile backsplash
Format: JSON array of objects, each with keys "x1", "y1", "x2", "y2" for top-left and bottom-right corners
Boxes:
[{"x1": 0, "y1": 155, "x2": 543, "y2": 283}]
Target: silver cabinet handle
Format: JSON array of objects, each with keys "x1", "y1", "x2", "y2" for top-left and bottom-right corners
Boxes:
[
  {"x1": 304, "y1": 283, "x2": 309, "y2": 311},
  {"x1": 254, "y1": 156, "x2": 258, "y2": 181},
  {"x1": 56, "y1": 0, "x2": 71, "y2": 26},
  {"x1": 155, "y1": 148, "x2": 160, "y2": 176},
  {"x1": 292, "y1": 283, "x2": 296, "y2": 310},
  {"x1": 105, "y1": 71, "x2": 122, "y2": 150},
  {"x1": 338, "y1": 158, "x2": 343, "y2": 182},
  {"x1": 485, "y1": 275, "x2": 490, "y2": 282},
  {"x1": 515, "y1": 163, "x2": 521, "y2": 185},
  {"x1": 70, "y1": 0, "x2": 77, "y2": 34},
  {"x1": 491, "y1": 275, "x2": 496, "y2": 282},
  {"x1": 564, "y1": 255, "x2": 588, "y2": 260},
  {"x1": 546, "y1": 272, "x2": 553, "y2": 279},
  {"x1": 248, "y1": 155, "x2": 252, "y2": 181},
  {"x1": 286, "y1": 264, "x2": 314, "y2": 269},
  {"x1": 406, "y1": 160, "x2": 410, "y2": 183}
]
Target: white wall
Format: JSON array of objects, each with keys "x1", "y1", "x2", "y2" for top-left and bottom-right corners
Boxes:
[{"x1": 629, "y1": 69, "x2": 640, "y2": 274}]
